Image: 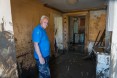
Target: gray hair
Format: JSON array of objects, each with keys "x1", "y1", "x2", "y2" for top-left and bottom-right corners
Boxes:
[{"x1": 40, "y1": 15, "x2": 49, "y2": 20}]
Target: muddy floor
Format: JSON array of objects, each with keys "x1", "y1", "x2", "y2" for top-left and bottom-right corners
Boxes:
[
  {"x1": 17, "y1": 45, "x2": 96, "y2": 78},
  {"x1": 50, "y1": 52, "x2": 96, "y2": 78}
]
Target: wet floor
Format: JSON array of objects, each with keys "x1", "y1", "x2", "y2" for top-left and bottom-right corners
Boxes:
[
  {"x1": 50, "y1": 45, "x2": 96, "y2": 78},
  {"x1": 17, "y1": 45, "x2": 96, "y2": 78}
]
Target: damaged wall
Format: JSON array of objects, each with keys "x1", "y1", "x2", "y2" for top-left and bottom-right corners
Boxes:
[
  {"x1": 89, "y1": 10, "x2": 106, "y2": 41},
  {"x1": 11, "y1": 0, "x2": 62, "y2": 56},
  {"x1": 0, "y1": 0, "x2": 18, "y2": 77},
  {"x1": 63, "y1": 10, "x2": 106, "y2": 51},
  {"x1": 109, "y1": 0, "x2": 117, "y2": 78},
  {"x1": 96, "y1": 53, "x2": 110, "y2": 78},
  {"x1": 63, "y1": 15, "x2": 69, "y2": 49}
]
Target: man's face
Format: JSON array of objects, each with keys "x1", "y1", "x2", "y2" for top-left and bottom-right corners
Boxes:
[{"x1": 40, "y1": 18, "x2": 48, "y2": 29}]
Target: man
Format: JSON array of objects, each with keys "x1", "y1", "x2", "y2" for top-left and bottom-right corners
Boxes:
[{"x1": 32, "y1": 15, "x2": 50, "y2": 78}]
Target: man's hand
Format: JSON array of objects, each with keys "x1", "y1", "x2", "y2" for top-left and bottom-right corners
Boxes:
[
  {"x1": 39, "y1": 56, "x2": 45, "y2": 64},
  {"x1": 34, "y1": 42, "x2": 45, "y2": 64}
]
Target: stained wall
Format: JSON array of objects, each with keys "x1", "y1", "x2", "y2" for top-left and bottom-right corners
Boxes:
[
  {"x1": 63, "y1": 10, "x2": 106, "y2": 50},
  {"x1": 0, "y1": 0, "x2": 18, "y2": 77},
  {"x1": 89, "y1": 10, "x2": 106, "y2": 42},
  {"x1": 11, "y1": 0, "x2": 62, "y2": 56}
]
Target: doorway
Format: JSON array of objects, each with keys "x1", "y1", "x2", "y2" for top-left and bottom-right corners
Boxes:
[
  {"x1": 68, "y1": 16, "x2": 85, "y2": 52},
  {"x1": 54, "y1": 15, "x2": 63, "y2": 56}
]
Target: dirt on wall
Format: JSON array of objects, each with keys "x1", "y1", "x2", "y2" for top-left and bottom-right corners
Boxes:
[
  {"x1": 11, "y1": 0, "x2": 62, "y2": 57},
  {"x1": 0, "y1": 19, "x2": 18, "y2": 78},
  {"x1": 62, "y1": 10, "x2": 106, "y2": 51},
  {"x1": 89, "y1": 10, "x2": 106, "y2": 41},
  {"x1": 10, "y1": 1, "x2": 62, "y2": 77}
]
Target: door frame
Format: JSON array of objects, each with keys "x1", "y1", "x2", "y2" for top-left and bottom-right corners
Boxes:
[{"x1": 63, "y1": 11, "x2": 89, "y2": 53}]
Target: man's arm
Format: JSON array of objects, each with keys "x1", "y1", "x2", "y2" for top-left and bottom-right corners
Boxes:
[{"x1": 34, "y1": 42, "x2": 45, "y2": 64}]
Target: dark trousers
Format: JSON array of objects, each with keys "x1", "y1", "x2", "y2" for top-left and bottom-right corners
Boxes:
[{"x1": 36, "y1": 56, "x2": 50, "y2": 78}]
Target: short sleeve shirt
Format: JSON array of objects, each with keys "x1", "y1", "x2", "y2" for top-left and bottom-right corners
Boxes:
[{"x1": 32, "y1": 24, "x2": 50, "y2": 59}]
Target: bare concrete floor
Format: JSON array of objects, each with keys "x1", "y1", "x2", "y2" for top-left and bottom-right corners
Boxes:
[{"x1": 50, "y1": 45, "x2": 96, "y2": 78}]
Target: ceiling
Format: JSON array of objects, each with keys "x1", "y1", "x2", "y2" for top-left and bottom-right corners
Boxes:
[{"x1": 39, "y1": 0, "x2": 107, "y2": 13}]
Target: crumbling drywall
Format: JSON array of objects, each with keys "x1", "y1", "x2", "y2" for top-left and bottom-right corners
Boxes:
[
  {"x1": 96, "y1": 53, "x2": 110, "y2": 78},
  {"x1": 0, "y1": 0, "x2": 18, "y2": 77}
]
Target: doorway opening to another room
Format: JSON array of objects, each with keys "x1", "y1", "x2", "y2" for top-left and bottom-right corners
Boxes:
[
  {"x1": 54, "y1": 15, "x2": 63, "y2": 56},
  {"x1": 68, "y1": 16, "x2": 86, "y2": 53}
]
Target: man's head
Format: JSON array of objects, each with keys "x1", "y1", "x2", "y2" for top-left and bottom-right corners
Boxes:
[{"x1": 40, "y1": 15, "x2": 49, "y2": 29}]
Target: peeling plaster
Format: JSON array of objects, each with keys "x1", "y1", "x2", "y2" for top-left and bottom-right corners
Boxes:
[
  {"x1": 0, "y1": 0, "x2": 18, "y2": 77},
  {"x1": 96, "y1": 53, "x2": 110, "y2": 78},
  {"x1": 109, "y1": 1, "x2": 117, "y2": 78},
  {"x1": 0, "y1": 18, "x2": 18, "y2": 78}
]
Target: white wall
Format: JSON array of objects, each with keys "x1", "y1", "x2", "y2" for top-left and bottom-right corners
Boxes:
[
  {"x1": 54, "y1": 16, "x2": 63, "y2": 49},
  {"x1": 109, "y1": 0, "x2": 117, "y2": 78},
  {"x1": 0, "y1": 0, "x2": 18, "y2": 77},
  {"x1": 106, "y1": 1, "x2": 114, "y2": 31},
  {"x1": 0, "y1": 0, "x2": 14, "y2": 33}
]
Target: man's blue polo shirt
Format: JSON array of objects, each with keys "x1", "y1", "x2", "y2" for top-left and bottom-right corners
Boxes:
[{"x1": 32, "y1": 24, "x2": 50, "y2": 59}]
